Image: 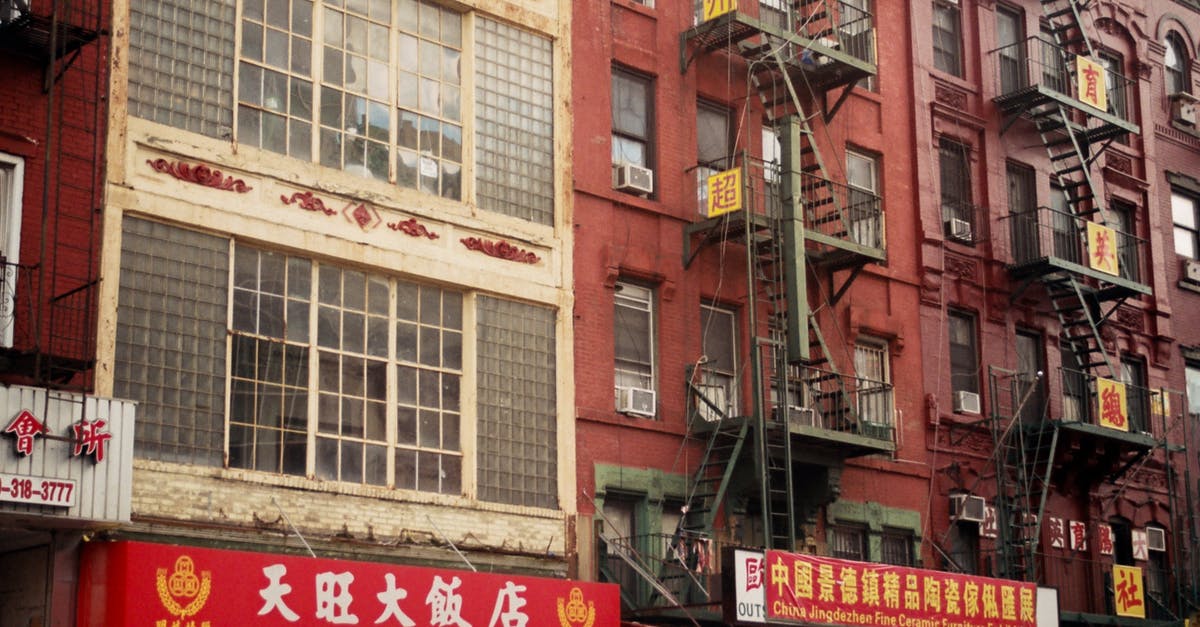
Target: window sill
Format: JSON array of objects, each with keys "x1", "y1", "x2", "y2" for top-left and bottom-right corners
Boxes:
[
  {"x1": 611, "y1": 0, "x2": 656, "y2": 19},
  {"x1": 1179, "y1": 278, "x2": 1200, "y2": 294},
  {"x1": 577, "y1": 405, "x2": 687, "y2": 435}
]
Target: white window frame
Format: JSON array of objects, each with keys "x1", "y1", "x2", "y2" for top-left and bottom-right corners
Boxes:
[
  {"x1": 847, "y1": 148, "x2": 880, "y2": 246},
  {"x1": 0, "y1": 153, "x2": 25, "y2": 349},
  {"x1": 854, "y1": 337, "x2": 891, "y2": 426},
  {"x1": 699, "y1": 302, "x2": 738, "y2": 421},
  {"x1": 614, "y1": 281, "x2": 656, "y2": 405},
  {"x1": 1173, "y1": 190, "x2": 1199, "y2": 260}
]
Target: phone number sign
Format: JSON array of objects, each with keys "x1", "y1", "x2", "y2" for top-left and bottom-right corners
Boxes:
[{"x1": 0, "y1": 471, "x2": 76, "y2": 507}]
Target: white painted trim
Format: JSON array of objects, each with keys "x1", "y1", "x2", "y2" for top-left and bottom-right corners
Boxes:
[{"x1": 0, "y1": 152, "x2": 25, "y2": 348}]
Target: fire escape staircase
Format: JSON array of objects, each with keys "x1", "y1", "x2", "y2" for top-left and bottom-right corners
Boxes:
[{"x1": 989, "y1": 367, "x2": 1059, "y2": 582}]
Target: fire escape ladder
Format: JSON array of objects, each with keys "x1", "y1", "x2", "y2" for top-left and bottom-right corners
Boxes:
[
  {"x1": 761, "y1": 400, "x2": 797, "y2": 551},
  {"x1": 1045, "y1": 275, "x2": 1115, "y2": 379},
  {"x1": 990, "y1": 368, "x2": 1059, "y2": 582},
  {"x1": 1035, "y1": 103, "x2": 1103, "y2": 220},
  {"x1": 1040, "y1": 0, "x2": 1097, "y2": 60},
  {"x1": 681, "y1": 399, "x2": 751, "y2": 536}
]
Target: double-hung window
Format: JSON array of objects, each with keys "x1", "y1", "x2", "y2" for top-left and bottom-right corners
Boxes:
[
  {"x1": 949, "y1": 310, "x2": 979, "y2": 397},
  {"x1": 1165, "y1": 33, "x2": 1190, "y2": 96},
  {"x1": 696, "y1": 101, "x2": 732, "y2": 213},
  {"x1": 612, "y1": 67, "x2": 654, "y2": 173},
  {"x1": 699, "y1": 303, "x2": 738, "y2": 421},
  {"x1": 614, "y1": 282, "x2": 655, "y2": 407},
  {"x1": 939, "y1": 138, "x2": 973, "y2": 241},
  {"x1": 846, "y1": 149, "x2": 880, "y2": 247},
  {"x1": 854, "y1": 338, "x2": 891, "y2": 426},
  {"x1": 0, "y1": 153, "x2": 23, "y2": 348},
  {"x1": 1173, "y1": 189, "x2": 1199, "y2": 261},
  {"x1": 932, "y1": 0, "x2": 963, "y2": 77}
]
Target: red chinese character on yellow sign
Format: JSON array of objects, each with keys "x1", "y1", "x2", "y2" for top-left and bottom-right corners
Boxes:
[
  {"x1": 1087, "y1": 222, "x2": 1119, "y2": 276},
  {"x1": 1096, "y1": 377, "x2": 1129, "y2": 432},
  {"x1": 1114, "y1": 565, "x2": 1145, "y2": 618},
  {"x1": 702, "y1": 0, "x2": 737, "y2": 22},
  {"x1": 706, "y1": 168, "x2": 742, "y2": 218},
  {"x1": 1077, "y1": 56, "x2": 1108, "y2": 112}
]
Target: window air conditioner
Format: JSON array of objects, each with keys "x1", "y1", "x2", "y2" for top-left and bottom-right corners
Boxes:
[
  {"x1": 1171, "y1": 92, "x2": 1198, "y2": 127},
  {"x1": 618, "y1": 386, "x2": 657, "y2": 418},
  {"x1": 1147, "y1": 527, "x2": 1166, "y2": 552},
  {"x1": 950, "y1": 494, "x2": 987, "y2": 523},
  {"x1": 953, "y1": 390, "x2": 981, "y2": 414},
  {"x1": 785, "y1": 405, "x2": 820, "y2": 428},
  {"x1": 614, "y1": 163, "x2": 654, "y2": 195},
  {"x1": 1184, "y1": 258, "x2": 1200, "y2": 284},
  {"x1": 946, "y1": 218, "x2": 973, "y2": 243}
]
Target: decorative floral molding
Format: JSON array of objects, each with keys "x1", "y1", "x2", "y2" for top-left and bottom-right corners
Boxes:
[
  {"x1": 387, "y1": 217, "x2": 439, "y2": 240},
  {"x1": 280, "y1": 191, "x2": 336, "y2": 216},
  {"x1": 460, "y1": 237, "x2": 540, "y2": 264},
  {"x1": 344, "y1": 203, "x2": 382, "y2": 232},
  {"x1": 147, "y1": 158, "x2": 252, "y2": 193}
]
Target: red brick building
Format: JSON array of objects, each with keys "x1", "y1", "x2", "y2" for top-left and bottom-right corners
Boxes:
[
  {"x1": 572, "y1": 0, "x2": 931, "y2": 622},
  {"x1": 573, "y1": 0, "x2": 1200, "y2": 625}
]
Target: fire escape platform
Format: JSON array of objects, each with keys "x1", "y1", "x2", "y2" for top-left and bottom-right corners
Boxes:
[
  {"x1": 993, "y1": 86, "x2": 1140, "y2": 140},
  {"x1": 691, "y1": 416, "x2": 894, "y2": 458},
  {"x1": 1047, "y1": 420, "x2": 1156, "y2": 483},
  {"x1": 1006, "y1": 257, "x2": 1151, "y2": 297},
  {"x1": 679, "y1": 12, "x2": 875, "y2": 94},
  {"x1": 0, "y1": 13, "x2": 99, "y2": 63}
]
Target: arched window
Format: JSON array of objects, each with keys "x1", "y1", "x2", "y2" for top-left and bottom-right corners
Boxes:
[{"x1": 1165, "y1": 32, "x2": 1190, "y2": 95}]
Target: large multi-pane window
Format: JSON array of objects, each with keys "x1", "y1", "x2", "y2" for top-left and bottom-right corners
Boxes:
[
  {"x1": 228, "y1": 244, "x2": 464, "y2": 492},
  {"x1": 932, "y1": 0, "x2": 962, "y2": 77},
  {"x1": 612, "y1": 67, "x2": 654, "y2": 172},
  {"x1": 1173, "y1": 190, "x2": 1199, "y2": 260},
  {"x1": 614, "y1": 282, "x2": 655, "y2": 403}
]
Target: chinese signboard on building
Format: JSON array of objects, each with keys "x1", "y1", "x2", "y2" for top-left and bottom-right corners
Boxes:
[
  {"x1": 1076, "y1": 56, "x2": 1108, "y2": 112},
  {"x1": 702, "y1": 0, "x2": 737, "y2": 22},
  {"x1": 706, "y1": 168, "x2": 743, "y2": 218},
  {"x1": 1086, "y1": 222, "x2": 1119, "y2": 276},
  {"x1": 1096, "y1": 377, "x2": 1129, "y2": 432},
  {"x1": 79, "y1": 540, "x2": 620, "y2": 627},
  {"x1": 1112, "y1": 565, "x2": 1145, "y2": 618},
  {"x1": 765, "y1": 551, "x2": 1037, "y2": 627}
]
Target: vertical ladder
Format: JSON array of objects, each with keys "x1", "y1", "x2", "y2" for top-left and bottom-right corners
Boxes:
[{"x1": 1045, "y1": 274, "x2": 1116, "y2": 379}]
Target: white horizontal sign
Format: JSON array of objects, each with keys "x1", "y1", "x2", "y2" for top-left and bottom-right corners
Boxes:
[{"x1": 0, "y1": 472, "x2": 76, "y2": 507}]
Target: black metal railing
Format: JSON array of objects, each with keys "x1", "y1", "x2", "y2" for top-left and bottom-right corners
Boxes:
[
  {"x1": 774, "y1": 366, "x2": 894, "y2": 442},
  {"x1": 691, "y1": 0, "x2": 875, "y2": 65},
  {"x1": 941, "y1": 200, "x2": 990, "y2": 245},
  {"x1": 1041, "y1": 551, "x2": 1177, "y2": 619},
  {"x1": 599, "y1": 532, "x2": 720, "y2": 611},
  {"x1": 801, "y1": 172, "x2": 884, "y2": 250},
  {"x1": 1058, "y1": 367, "x2": 1162, "y2": 436},
  {"x1": 1005, "y1": 206, "x2": 1147, "y2": 284},
  {"x1": 0, "y1": 258, "x2": 98, "y2": 380},
  {"x1": 990, "y1": 36, "x2": 1135, "y2": 120}
]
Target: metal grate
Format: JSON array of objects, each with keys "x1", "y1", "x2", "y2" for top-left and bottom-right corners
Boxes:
[{"x1": 476, "y1": 295, "x2": 557, "y2": 508}]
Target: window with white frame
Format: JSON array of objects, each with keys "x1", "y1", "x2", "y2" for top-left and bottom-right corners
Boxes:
[
  {"x1": 1187, "y1": 362, "x2": 1200, "y2": 417},
  {"x1": 228, "y1": 244, "x2": 463, "y2": 492},
  {"x1": 854, "y1": 338, "x2": 891, "y2": 425},
  {"x1": 846, "y1": 148, "x2": 880, "y2": 247},
  {"x1": 614, "y1": 282, "x2": 655, "y2": 404},
  {"x1": 699, "y1": 303, "x2": 738, "y2": 421},
  {"x1": 1165, "y1": 33, "x2": 1190, "y2": 96},
  {"x1": 0, "y1": 153, "x2": 24, "y2": 349},
  {"x1": 1174, "y1": 189, "x2": 1199, "y2": 261}
]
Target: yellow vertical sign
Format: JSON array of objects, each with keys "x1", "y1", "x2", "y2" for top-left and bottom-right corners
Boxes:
[
  {"x1": 703, "y1": 0, "x2": 737, "y2": 22},
  {"x1": 706, "y1": 168, "x2": 743, "y2": 218},
  {"x1": 1096, "y1": 377, "x2": 1129, "y2": 432},
  {"x1": 1076, "y1": 56, "x2": 1108, "y2": 112},
  {"x1": 1087, "y1": 222, "x2": 1119, "y2": 276},
  {"x1": 1151, "y1": 388, "x2": 1170, "y2": 419},
  {"x1": 1113, "y1": 565, "x2": 1146, "y2": 618}
]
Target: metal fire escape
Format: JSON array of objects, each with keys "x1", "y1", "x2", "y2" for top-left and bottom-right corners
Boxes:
[
  {"x1": 987, "y1": 0, "x2": 1184, "y2": 593},
  {"x1": 678, "y1": 0, "x2": 888, "y2": 569},
  {"x1": 0, "y1": 0, "x2": 105, "y2": 390}
]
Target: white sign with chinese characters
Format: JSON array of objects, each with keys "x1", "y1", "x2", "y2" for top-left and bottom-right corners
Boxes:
[
  {"x1": 732, "y1": 549, "x2": 766, "y2": 623},
  {"x1": 0, "y1": 384, "x2": 135, "y2": 523}
]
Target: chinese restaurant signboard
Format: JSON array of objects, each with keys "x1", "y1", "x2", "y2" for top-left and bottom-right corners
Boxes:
[
  {"x1": 1112, "y1": 565, "x2": 1145, "y2": 618},
  {"x1": 702, "y1": 0, "x2": 737, "y2": 22},
  {"x1": 706, "y1": 168, "x2": 743, "y2": 218},
  {"x1": 78, "y1": 540, "x2": 620, "y2": 627},
  {"x1": 765, "y1": 551, "x2": 1037, "y2": 627},
  {"x1": 1095, "y1": 377, "x2": 1129, "y2": 432},
  {"x1": 1076, "y1": 56, "x2": 1108, "y2": 113}
]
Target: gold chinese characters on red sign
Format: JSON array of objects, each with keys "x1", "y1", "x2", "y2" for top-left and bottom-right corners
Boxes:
[{"x1": 765, "y1": 551, "x2": 1036, "y2": 627}]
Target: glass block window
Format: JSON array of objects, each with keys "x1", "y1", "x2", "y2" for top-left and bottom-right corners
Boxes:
[
  {"x1": 477, "y1": 296, "x2": 557, "y2": 508},
  {"x1": 115, "y1": 218, "x2": 228, "y2": 466},
  {"x1": 475, "y1": 17, "x2": 555, "y2": 225},
  {"x1": 129, "y1": 0, "x2": 236, "y2": 138}
]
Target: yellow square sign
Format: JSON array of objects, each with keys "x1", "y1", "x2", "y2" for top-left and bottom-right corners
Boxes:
[
  {"x1": 706, "y1": 168, "x2": 743, "y2": 218},
  {"x1": 1076, "y1": 56, "x2": 1108, "y2": 113},
  {"x1": 702, "y1": 0, "x2": 737, "y2": 22},
  {"x1": 1096, "y1": 377, "x2": 1129, "y2": 432},
  {"x1": 1113, "y1": 565, "x2": 1145, "y2": 618},
  {"x1": 1087, "y1": 222, "x2": 1119, "y2": 276}
]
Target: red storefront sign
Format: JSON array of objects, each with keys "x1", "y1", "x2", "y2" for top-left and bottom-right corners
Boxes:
[
  {"x1": 78, "y1": 540, "x2": 619, "y2": 627},
  {"x1": 765, "y1": 551, "x2": 1036, "y2": 627}
]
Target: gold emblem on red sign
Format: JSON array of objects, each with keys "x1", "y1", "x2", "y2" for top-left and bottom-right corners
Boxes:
[
  {"x1": 557, "y1": 586, "x2": 596, "y2": 627},
  {"x1": 155, "y1": 555, "x2": 212, "y2": 627}
]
